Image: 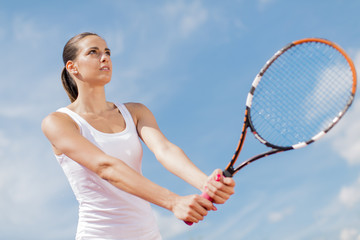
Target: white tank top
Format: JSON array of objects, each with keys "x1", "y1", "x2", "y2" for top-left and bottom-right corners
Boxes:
[{"x1": 55, "y1": 103, "x2": 162, "y2": 240}]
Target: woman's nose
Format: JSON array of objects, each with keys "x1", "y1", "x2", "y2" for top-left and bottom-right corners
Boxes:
[{"x1": 100, "y1": 53, "x2": 110, "y2": 62}]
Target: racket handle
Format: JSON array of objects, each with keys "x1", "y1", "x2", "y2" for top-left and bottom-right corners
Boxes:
[
  {"x1": 184, "y1": 191, "x2": 214, "y2": 225},
  {"x1": 199, "y1": 191, "x2": 214, "y2": 202},
  {"x1": 184, "y1": 172, "x2": 231, "y2": 225}
]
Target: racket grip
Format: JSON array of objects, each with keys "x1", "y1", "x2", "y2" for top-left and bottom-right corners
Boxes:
[
  {"x1": 200, "y1": 191, "x2": 214, "y2": 202},
  {"x1": 184, "y1": 191, "x2": 214, "y2": 225}
]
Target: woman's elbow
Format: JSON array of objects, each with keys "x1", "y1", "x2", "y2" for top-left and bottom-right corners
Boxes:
[{"x1": 95, "y1": 158, "x2": 116, "y2": 181}]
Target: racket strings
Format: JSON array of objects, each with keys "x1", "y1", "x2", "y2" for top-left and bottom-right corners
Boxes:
[
  {"x1": 272, "y1": 48, "x2": 351, "y2": 113},
  {"x1": 250, "y1": 41, "x2": 354, "y2": 147},
  {"x1": 256, "y1": 60, "x2": 324, "y2": 141}
]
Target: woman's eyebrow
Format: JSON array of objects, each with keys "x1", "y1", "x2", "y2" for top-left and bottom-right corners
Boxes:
[
  {"x1": 87, "y1": 47, "x2": 111, "y2": 51},
  {"x1": 87, "y1": 46, "x2": 99, "y2": 51}
]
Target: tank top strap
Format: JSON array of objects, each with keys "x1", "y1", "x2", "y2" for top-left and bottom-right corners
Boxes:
[
  {"x1": 114, "y1": 103, "x2": 137, "y2": 132},
  {"x1": 56, "y1": 107, "x2": 85, "y2": 134}
]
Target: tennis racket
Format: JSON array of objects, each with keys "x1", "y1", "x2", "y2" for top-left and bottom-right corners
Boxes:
[{"x1": 185, "y1": 38, "x2": 357, "y2": 225}]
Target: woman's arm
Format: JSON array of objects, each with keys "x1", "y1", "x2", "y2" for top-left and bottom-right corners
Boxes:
[
  {"x1": 41, "y1": 112, "x2": 214, "y2": 223},
  {"x1": 129, "y1": 103, "x2": 235, "y2": 204}
]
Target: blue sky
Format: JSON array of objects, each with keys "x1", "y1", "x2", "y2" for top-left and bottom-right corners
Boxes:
[{"x1": 0, "y1": 0, "x2": 360, "y2": 239}]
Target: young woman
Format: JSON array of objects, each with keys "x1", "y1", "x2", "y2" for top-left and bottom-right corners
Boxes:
[{"x1": 42, "y1": 32, "x2": 235, "y2": 240}]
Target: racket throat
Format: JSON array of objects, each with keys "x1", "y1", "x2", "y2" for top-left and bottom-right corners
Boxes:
[{"x1": 223, "y1": 167, "x2": 236, "y2": 177}]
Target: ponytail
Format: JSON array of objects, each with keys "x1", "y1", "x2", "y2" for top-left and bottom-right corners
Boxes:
[{"x1": 61, "y1": 67, "x2": 78, "y2": 103}]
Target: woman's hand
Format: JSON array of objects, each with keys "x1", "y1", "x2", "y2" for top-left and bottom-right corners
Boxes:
[
  {"x1": 171, "y1": 194, "x2": 216, "y2": 223},
  {"x1": 203, "y1": 169, "x2": 236, "y2": 204}
]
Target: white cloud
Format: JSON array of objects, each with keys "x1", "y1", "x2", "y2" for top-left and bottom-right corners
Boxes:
[
  {"x1": 323, "y1": 49, "x2": 360, "y2": 165},
  {"x1": 268, "y1": 206, "x2": 294, "y2": 223},
  {"x1": 258, "y1": 0, "x2": 277, "y2": 11},
  {"x1": 296, "y1": 173, "x2": 360, "y2": 240},
  {"x1": 204, "y1": 202, "x2": 261, "y2": 240},
  {"x1": 340, "y1": 229, "x2": 360, "y2": 240},
  {"x1": 179, "y1": 2, "x2": 208, "y2": 37},
  {"x1": 0, "y1": 119, "x2": 77, "y2": 238},
  {"x1": 354, "y1": 49, "x2": 360, "y2": 71},
  {"x1": 339, "y1": 176, "x2": 360, "y2": 208},
  {"x1": 162, "y1": 0, "x2": 208, "y2": 38},
  {"x1": 104, "y1": 30, "x2": 125, "y2": 56},
  {"x1": 0, "y1": 131, "x2": 10, "y2": 157},
  {"x1": 12, "y1": 15, "x2": 45, "y2": 47},
  {"x1": 329, "y1": 97, "x2": 360, "y2": 165},
  {"x1": 104, "y1": 1, "x2": 209, "y2": 107},
  {"x1": 328, "y1": 47, "x2": 360, "y2": 165},
  {"x1": 0, "y1": 104, "x2": 36, "y2": 118},
  {"x1": 155, "y1": 210, "x2": 188, "y2": 239}
]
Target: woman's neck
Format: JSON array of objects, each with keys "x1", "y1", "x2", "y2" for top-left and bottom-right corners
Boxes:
[{"x1": 69, "y1": 86, "x2": 113, "y2": 114}]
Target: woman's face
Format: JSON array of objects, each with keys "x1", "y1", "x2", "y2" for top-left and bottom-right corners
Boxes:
[{"x1": 72, "y1": 35, "x2": 112, "y2": 86}]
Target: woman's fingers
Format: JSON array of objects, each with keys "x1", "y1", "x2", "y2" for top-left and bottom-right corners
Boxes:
[{"x1": 204, "y1": 169, "x2": 236, "y2": 204}]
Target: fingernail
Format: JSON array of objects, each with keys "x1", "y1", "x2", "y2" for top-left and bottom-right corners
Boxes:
[
  {"x1": 215, "y1": 174, "x2": 221, "y2": 181},
  {"x1": 213, "y1": 206, "x2": 217, "y2": 211}
]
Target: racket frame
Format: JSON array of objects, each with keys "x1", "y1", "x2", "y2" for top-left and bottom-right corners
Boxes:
[{"x1": 224, "y1": 38, "x2": 357, "y2": 177}]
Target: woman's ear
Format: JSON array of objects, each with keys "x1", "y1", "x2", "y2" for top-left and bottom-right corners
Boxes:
[{"x1": 66, "y1": 61, "x2": 78, "y2": 75}]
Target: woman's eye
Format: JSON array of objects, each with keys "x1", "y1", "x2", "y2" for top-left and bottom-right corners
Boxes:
[
  {"x1": 105, "y1": 51, "x2": 111, "y2": 56},
  {"x1": 88, "y1": 50, "x2": 97, "y2": 55}
]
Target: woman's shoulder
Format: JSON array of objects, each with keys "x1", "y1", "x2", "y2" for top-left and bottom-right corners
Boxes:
[
  {"x1": 124, "y1": 102, "x2": 147, "y2": 109},
  {"x1": 124, "y1": 102, "x2": 151, "y2": 114},
  {"x1": 123, "y1": 102, "x2": 154, "y2": 124},
  {"x1": 41, "y1": 110, "x2": 79, "y2": 135}
]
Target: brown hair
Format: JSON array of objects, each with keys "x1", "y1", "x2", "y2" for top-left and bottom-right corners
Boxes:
[{"x1": 61, "y1": 32, "x2": 100, "y2": 102}]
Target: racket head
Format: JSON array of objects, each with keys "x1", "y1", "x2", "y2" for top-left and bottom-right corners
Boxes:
[{"x1": 247, "y1": 38, "x2": 356, "y2": 150}]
